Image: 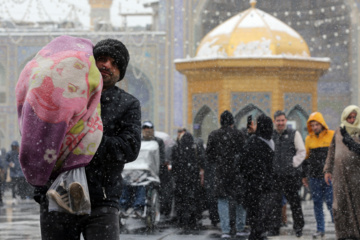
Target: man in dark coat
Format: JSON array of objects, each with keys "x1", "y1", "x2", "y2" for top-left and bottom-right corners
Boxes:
[
  {"x1": 239, "y1": 114, "x2": 275, "y2": 240},
  {"x1": 35, "y1": 38, "x2": 141, "y2": 240},
  {"x1": 206, "y1": 110, "x2": 247, "y2": 240},
  {"x1": 171, "y1": 128, "x2": 202, "y2": 231},
  {"x1": 0, "y1": 148, "x2": 6, "y2": 206}
]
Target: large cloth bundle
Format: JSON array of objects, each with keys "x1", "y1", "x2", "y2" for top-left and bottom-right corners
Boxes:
[{"x1": 15, "y1": 35, "x2": 103, "y2": 187}]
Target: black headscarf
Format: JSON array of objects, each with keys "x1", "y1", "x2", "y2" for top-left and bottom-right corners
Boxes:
[
  {"x1": 255, "y1": 114, "x2": 273, "y2": 140},
  {"x1": 220, "y1": 110, "x2": 235, "y2": 127}
]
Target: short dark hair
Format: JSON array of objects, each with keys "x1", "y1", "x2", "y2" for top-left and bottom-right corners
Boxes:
[
  {"x1": 274, "y1": 110, "x2": 286, "y2": 120},
  {"x1": 177, "y1": 128, "x2": 186, "y2": 133}
]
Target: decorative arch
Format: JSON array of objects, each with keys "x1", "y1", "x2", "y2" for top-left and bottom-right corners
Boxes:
[
  {"x1": 234, "y1": 104, "x2": 265, "y2": 130},
  {"x1": 287, "y1": 105, "x2": 309, "y2": 140},
  {"x1": 193, "y1": 105, "x2": 218, "y2": 144},
  {"x1": 118, "y1": 64, "x2": 154, "y2": 122}
]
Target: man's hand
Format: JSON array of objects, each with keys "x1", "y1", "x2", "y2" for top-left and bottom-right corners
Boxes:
[
  {"x1": 9, "y1": 162, "x2": 14, "y2": 168},
  {"x1": 200, "y1": 169, "x2": 204, "y2": 186},
  {"x1": 302, "y1": 177, "x2": 308, "y2": 187},
  {"x1": 324, "y1": 173, "x2": 332, "y2": 185}
]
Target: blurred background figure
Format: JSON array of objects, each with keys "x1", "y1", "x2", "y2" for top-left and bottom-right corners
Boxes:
[
  {"x1": 141, "y1": 121, "x2": 173, "y2": 218},
  {"x1": 0, "y1": 148, "x2": 6, "y2": 206},
  {"x1": 5, "y1": 141, "x2": 27, "y2": 204},
  {"x1": 240, "y1": 114, "x2": 275, "y2": 240},
  {"x1": 302, "y1": 112, "x2": 334, "y2": 239},
  {"x1": 171, "y1": 128, "x2": 202, "y2": 232},
  {"x1": 270, "y1": 111, "x2": 306, "y2": 238},
  {"x1": 324, "y1": 105, "x2": 360, "y2": 240},
  {"x1": 206, "y1": 110, "x2": 247, "y2": 240}
]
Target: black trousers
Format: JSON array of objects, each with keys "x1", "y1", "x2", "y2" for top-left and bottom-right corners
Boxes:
[
  {"x1": 40, "y1": 202, "x2": 120, "y2": 240},
  {"x1": 159, "y1": 165, "x2": 173, "y2": 216},
  {"x1": 247, "y1": 192, "x2": 277, "y2": 240},
  {"x1": 11, "y1": 177, "x2": 28, "y2": 199},
  {"x1": 174, "y1": 183, "x2": 199, "y2": 229},
  {"x1": 271, "y1": 174, "x2": 305, "y2": 231}
]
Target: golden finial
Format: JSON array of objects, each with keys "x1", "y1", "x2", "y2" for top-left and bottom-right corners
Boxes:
[{"x1": 250, "y1": 0, "x2": 257, "y2": 8}]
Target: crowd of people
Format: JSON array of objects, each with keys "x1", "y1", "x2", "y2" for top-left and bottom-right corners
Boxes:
[
  {"x1": 140, "y1": 106, "x2": 360, "y2": 240},
  {"x1": 4, "y1": 36, "x2": 360, "y2": 240}
]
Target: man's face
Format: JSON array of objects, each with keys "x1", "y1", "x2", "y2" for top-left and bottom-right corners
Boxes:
[
  {"x1": 142, "y1": 127, "x2": 154, "y2": 139},
  {"x1": 274, "y1": 115, "x2": 287, "y2": 132},
  {"x1": 95, "y1": 55, "x2": 120, "y2": 91},
  {"x1": 177, "y1": 129, "x2": 184, "y2": 139},
  {"x1": 346, "y1": 111, "x2": 357, "y2": 124},
  {"x1": 310, "y1": 121, "x2": 323, "y2": 135},
  {"x1": 247, "y1": 121, "x2": 257, "y2": 134},
  {"x1": 12, "y1": 146, "x2": 19, "y2": 152}
]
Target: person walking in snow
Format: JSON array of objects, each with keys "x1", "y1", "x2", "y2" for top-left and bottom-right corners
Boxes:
[
  {"x1": 302, "y1": 112, "x2": 334, "y2": 239},
  {"x1": 324, "y1": 105, "x2": 360, "y2": 240},
  {"x1": 269, "y1": 110, "x2": 306, "y2": 238},
  {"x1": 206, "y1": 110, "x2": 248, "y2": 240},
  {"x1": 171, "y1": 128, "x2": 203, "y2": 231},
  {"x1": 239, "y1": 114, "x2": 275, "y2": 240},
  {"x1": 29, "y1": 37, "x2": 141, "y2": 240}
]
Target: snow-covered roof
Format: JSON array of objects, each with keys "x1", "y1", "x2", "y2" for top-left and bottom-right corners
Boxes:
[{"x1": 196, "y1": 4, "x2": 311, "y2": 59}]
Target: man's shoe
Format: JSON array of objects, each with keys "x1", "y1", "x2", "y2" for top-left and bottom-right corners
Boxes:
[
  {"x1": 133, "y1": 209, "x2": 143, "y2": 218},
  {"x1": 313, "y1": 231, "x2": 325, "y2": 239},
  {"x1": 295, "y1": 229, "x2": 303, "y2": 238},
  {"x1": 221, "y1": 233, "x2": 231, "y2": 239},
  {"x1": 69, "y1": 182, "x2": 86, "y2": 212},
  {"x1": 236, "y1": 230, "x2": 250, "y2": 237},
  {"x1": 47, "y1": 186, "x2": 73, "y2": 213},
  {"x1": 267, "y1": 229, "x2": 280, "y2": 236}
]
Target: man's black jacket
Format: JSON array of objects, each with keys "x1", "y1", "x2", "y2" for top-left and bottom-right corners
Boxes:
[{"x1": 86, "y1": 86, "x2": 141, "y2": 209}]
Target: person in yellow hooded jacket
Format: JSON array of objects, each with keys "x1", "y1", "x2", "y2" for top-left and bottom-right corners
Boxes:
[{"x1": 302, "y1": 112, "x2": 334, "y2": 239}]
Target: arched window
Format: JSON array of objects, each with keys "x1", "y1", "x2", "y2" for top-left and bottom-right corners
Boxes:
[
  {"x1": 193, "y1": 105, "x2": 218, "y2": 144},
  {"x1": 287, "y1": 105, "x2": 309, "y2": 140},
  {"x1": 234, "y1": 104, "x2": 265, "y2": 130}
]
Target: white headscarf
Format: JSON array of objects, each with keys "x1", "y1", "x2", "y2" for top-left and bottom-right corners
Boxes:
[{"x1": 340, "y1": 105, "x2": 360, "y2": 137}]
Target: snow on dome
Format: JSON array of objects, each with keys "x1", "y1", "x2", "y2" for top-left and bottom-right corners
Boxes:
[{"x1": 196, "y1": 5, "x2": 310, "y2": 59}]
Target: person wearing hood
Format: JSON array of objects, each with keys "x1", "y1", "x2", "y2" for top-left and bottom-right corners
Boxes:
[
  {"x1": 239, "y1": 114, "x2": 275, "y2": 240},
  {"x1": 206, "y1": 110, "x2": 247, "y2": 239},
  {"x1": 324, "y1": 105, "x2": 360, "y2": 240},
  {"x1": 0, "y1": 148, "x2": 6, "y2": 206},
  {"x1": 171, "y1": 128, "x2": 202, "y2": 231},
  {"x1": 302, "y1": 112, "x2": 334, "y2": 239},
  {"x1": 6, "y1": 141, "x2": 28, "y2": 203}
]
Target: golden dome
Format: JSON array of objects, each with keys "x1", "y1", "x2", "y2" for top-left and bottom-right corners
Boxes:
[{"x1": 196, "y1": 2, "x2": 310, "y2": 58}]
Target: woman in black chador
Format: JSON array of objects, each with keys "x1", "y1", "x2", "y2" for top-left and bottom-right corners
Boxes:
[{"x1": 237, "y1": 114, "x2": 276, "y2": 240}]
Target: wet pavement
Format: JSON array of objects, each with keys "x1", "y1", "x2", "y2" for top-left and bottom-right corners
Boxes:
[{"x1": 0, "y1": 189, "x2": 335, "y2": 240}]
